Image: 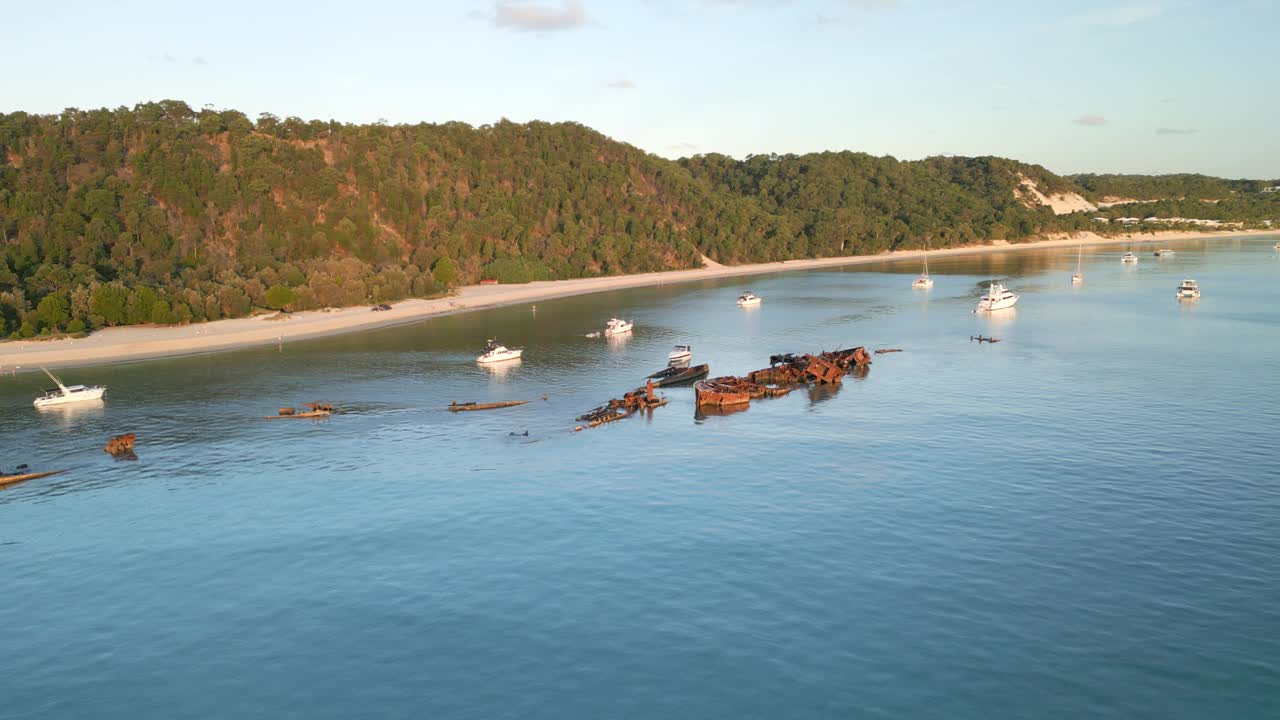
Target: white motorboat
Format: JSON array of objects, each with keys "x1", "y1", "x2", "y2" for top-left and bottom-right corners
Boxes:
[
  {"x1": 1154, "y1": 248, "x2": 1174, "y2": 257},
  {"x1": 476, "y1": 339, "x2": 523, "y2": 364},
  {"x1": 912, "y1": 258, "x2": 934, "y2": 289},
  {"x1": 668, "y1": 345, "x2": 693, "y2": 364},
  {"x1": 604, "y1": 318, "x2": 633, "y2": 336},
  {"x1": 975, "y1": 282, "x2": 1019, "y2": 312},
  {"x1": 736, "y1": 291, "x2": 762, "y2": 307},
  {"x1": 33, "y1": 368, "x2": 106, "y2": 408},
  {"x1": 1121, "y1": 251, "x2": 1138, "y2": 264},
  {"x1": 1176, "y1": 278, "x2": 1201, "y2": 299},
  {"x1": 1071, "y1": 245, "x2": 1084, "y2": 285}
]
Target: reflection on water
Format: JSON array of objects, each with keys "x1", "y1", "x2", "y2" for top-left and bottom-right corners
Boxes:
[
  {"x1": 981, "y1": 307, "x2": 1018, "y2": 328},
  {"x1": 807, "y1": 383, "x2": 842, "y2": 405},
  {"x1": 34, "y1": 399, "x2": 106, "y2": 425},
  {"x1": 694, "y1": 403, "x2": 749, "y2": 421},
  {"x1": 480, "y1": 359, "x2": 522, "y2": 379}
]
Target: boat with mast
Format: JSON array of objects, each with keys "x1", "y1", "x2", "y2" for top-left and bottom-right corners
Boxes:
[
  {"x1": 33, "y1": 368, "x2": 106, "y2": 408},
  {"x1": 1072, "y1": 245, "x2": 1084, "y2": 284},
  {"x1": 912, "y1": 257, "x2": 934, "y2": 289}
]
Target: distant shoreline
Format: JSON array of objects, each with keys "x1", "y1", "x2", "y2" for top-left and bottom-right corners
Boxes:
[{"x1": 2, "y1": 229, "x2": 1275, "y2": 371}]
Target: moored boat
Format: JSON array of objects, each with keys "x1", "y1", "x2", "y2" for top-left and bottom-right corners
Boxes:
[
  {"x1": 1121, "y1": 251, "x2": 1138, "y2": 264},
  {"x1": 476, "y1": 339, "x2": 523, "y2": 364},
  {"x1": 975, "y1": 282, "x2": 1018, "y2": 312},
  {"x1": 1176, "y1": 278, "x2": 1201, "y2": 299},
  {"x1": 33, "y1": 368, "x2": 105, "y2": 408},
  {"x1": 912, "y1": 258, "x2": 934, "y2": 289},
  {"x1": 604, "y1": 318, "x2": 633, "y2": 336},
  {"x1": 1154, "y1": 248, "x2": 1174, "y2": 257},
  {"x1": 647, "y1": 363, "x2": 710, "y2": 387},
  {"x1": 668, "y1": 345, "x2": 693, "y2": 364},
  {"x1": 736, "y1": 291, "x2": 762, "y2": 307},
  {"x1": 1072, "y1": 245, "x2": 1084, "y2": 285}
]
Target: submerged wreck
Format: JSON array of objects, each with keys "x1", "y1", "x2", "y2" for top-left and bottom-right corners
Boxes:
[
  {"x1": 104, "y1": 432, "x2": 136, "y2": 456},
  {"x1": 696, "y1": 346, "x2": 873, "y2": 411},
  {"x1": 575, "y1": 381, "x2": 668, "y2": 430},
  {"x1": 267, "y1": 402, "x2": 335, "y2": 420}
]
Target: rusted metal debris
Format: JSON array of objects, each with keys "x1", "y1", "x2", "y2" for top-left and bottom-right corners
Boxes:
[
  {"x1": 970, "y1": 335, "x2": 1001, "y2": 343},
  {"x1": 575, "y1": 380, "x2": 668, "y2": 430},
  {"x1": 694, "y1": 376, "x2": 792, "y2": 408},
  {"x1": 875, "y1": 348, "x2": 903, "y2": 354},
  {"x1": 104, "y1": 433, "x2": 136, "y2": 456},
  {"x1": 750, "y1": 346, "x2": 872, "y2": 386}
]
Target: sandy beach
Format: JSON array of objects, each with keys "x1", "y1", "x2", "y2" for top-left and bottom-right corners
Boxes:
[{"x1": 2, "y1": 229, "x2": 1274, "y2": 370}]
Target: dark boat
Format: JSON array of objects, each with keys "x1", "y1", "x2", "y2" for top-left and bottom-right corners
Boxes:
[{"x1": 646, "y1": 363, "x2": 710, "y2": 387}]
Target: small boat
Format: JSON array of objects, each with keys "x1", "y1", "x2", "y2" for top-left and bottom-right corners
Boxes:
[
  {"x1": 33, "y1": 368, "x2": 105, "y2": 408},
  {"x1": 1154, "y1": 248, "x2": 1174, "y2": 257},
  {"x1": 0, "y1": 469, "x2": 66, "y2": 489},
  {"x1": 736, "y1": 291, "x2": 762, "y2": 306},
  {"x1": 975, "y1": 282, "x2": 1018, "y2": 312},
  {"x1": 647, "y1": 363, "x2": 710, "y2": 387},
  {"x1": 448, "y1": 400, "x2": 530, "y2": 412},
  {"x1": 476, "y1": 339, "x2": 523, "y2": 364},
  {"x1": 1274, "y1": 242, "x2": 1280, "y2": 250},
  {"x1": 1176, "y1": 278, "x2": 1201, "y2": 299},
  {"x1": 912, "y1": 258, "x2": 934, "y2": 289},
  {"x1": 668, "y1": 345, "x2": 693, "y2": 364},
  {"x1": 1071, "y1": 245, "x2": 1084, "y2": 285},
  {"x1": 1121, "y1": 251, "x2": 1138, "y2": 264},
  {"x1": 604, "y1": 318, "x2": 633, "y2": 336}
]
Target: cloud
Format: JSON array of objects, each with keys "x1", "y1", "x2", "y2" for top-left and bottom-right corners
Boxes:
[
  {"x1": 192, "y1": 56, "x2": 207, "y2": 66},
  {"x1": 1156, "y1": 127, "x2": 1198, "y2": 135},
  {"x1": 492, "y1": 1, "x2": 588, "y2": 31},
  {"x1": 607, "y1": 79, "x2": 635, "y2": 89},
  {"x1": 1074, "y1": 114, "x2": 1107, "y2": 127},
  {"x1": 1070, "y1": 2, "x2": 1166, "y2": 28},
  {"x1": 845, "y1": 0, "x2": 897, "y2": 7},
  {"x1": 162, "y1": 52, "x2": 177, "y2": 63},
  {"x1": 668, "y1": 142, "x2": 698, "y2": 153}
]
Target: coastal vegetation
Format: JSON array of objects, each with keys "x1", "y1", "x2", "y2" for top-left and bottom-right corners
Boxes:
[{"x1": 1, "y1": 101, "x2": 1277, "y2": 337}]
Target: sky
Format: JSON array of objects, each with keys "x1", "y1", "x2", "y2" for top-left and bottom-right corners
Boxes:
[{"x1": 4, "y1": 0, "x2": 1278, "y2": 178}]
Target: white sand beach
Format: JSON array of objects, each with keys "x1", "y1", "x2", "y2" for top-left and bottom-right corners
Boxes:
[{"x1": 2, "y1": 229, "x2": 1274, "y2": 370}]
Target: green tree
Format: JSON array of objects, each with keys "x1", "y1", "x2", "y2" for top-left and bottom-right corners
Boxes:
[
  {"x1": 432, "y1": 256, "x2": 458, "y2": 286},
  {"x1": 265, "y1": 284, "x2": 297, "y2": 310},
  {"x1": 36, "y1": 292, "x2": 70, "y2": 331},
  {"x1": 90, "y1": 284, "x2": 129, "y2": 326}
]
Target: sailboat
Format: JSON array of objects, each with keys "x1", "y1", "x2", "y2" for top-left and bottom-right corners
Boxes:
[
  {"x1": 912, "y1": 257, "x2": 934, "y2": 289},
  {"x1": 1071, "y1": 245, "x2": 1084, "y2": 284},
  {"x1": 33, "y1": 368, "x2": 106, "y2": 408}
]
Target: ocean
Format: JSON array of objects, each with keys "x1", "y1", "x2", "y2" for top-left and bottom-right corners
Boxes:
[{"x1": 3, "y1": 235, "x2": 1279, "y2": 719}]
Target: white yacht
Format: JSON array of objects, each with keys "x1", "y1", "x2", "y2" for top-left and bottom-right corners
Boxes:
[
  {"x1": 1176, "y1": 279, "x2": 1201, "y2": 300},
  {"x1": 975, "y1": 282, "x2": 1019, "y2": 312},
  {"x1": 1121, "y1": 252, "x2": 1138, "y2": 264},
  {"x1": 668, "y1": 345, "x2": 693, "y2": 364},
  {"x1": 736, "y1": 291, "x2": 762, "y2": 307},
  {"x1": 33, "y1": 368, "x2": 106, "y2": 408},
  {"x1": 476, "y1": 339, "x2": 523, "y2": 364},
  {"x1": 1154, "y1": 248, "x2": 1174, "y2": 257},
  {"x1": 912, "y1": 258, "x2": 934, "y2": 289},
  {"x1": 604, "y1": 318, "x2": 633, "y2": 336},
  {"x1": 1071, "y1": 245, "x2": 1084, "y2": 285}
]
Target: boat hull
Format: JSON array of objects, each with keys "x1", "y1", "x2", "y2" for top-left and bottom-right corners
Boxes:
[
  {"x1": 912, "y1": 278, "x2": 933, "y2": 289},
  {"x1": 33, "y1": 387, "x2": 105, "y2": 408},
  {"x1": 477, "y1": 349, "x2": 523, "y2": 364},
  {"x1": 737, "y1": 298, "x2": 762, "y2": 306},
  {"x1": 976, "y1": 296, "x2": 1018, "y2": 312},
  {"x1": 653, "y1": 364, "x2": 710, "y2": 387}
]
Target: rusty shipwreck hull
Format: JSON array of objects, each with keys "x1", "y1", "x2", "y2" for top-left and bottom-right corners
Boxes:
[{"x1": 694, "y1": 377, "x2": 791, "y2": 408}]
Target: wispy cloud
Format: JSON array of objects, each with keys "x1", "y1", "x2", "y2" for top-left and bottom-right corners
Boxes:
[
  {"x1": 845, "y1": 0, "x2": 898, "y2": 8},
  {"x1": 492, "y1": 1, "x2": 588, "y2": 31},
  {"x1": 162, "y1": 52, "x2": 177, "y2": 63},
  {"x1": 1156, "y1": 127, "x2": 1198, "y2": 135},
  {"x1": 668, "y1": 142, "x2": 698, "y2": 153},
  {"x1": 1074, "y1": 114, "x2": 1107, "y2": 127},
  {"x1": 192, "y1": 56, "x2": 207, "y2": 66},
  {"x1": 1070, "y1": 2, "x2": 1166, "y2": 28},
  {"x1": 607, "y1": 79, "x2": 636, "y2": 89}
]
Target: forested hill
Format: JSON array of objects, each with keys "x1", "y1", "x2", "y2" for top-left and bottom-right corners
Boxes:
[{"x1": 0, "y1": 101, "x2": 1272, "y2": 338}]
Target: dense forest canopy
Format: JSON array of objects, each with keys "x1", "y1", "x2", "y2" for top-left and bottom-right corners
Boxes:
[{"x1": 1, "y1": 101, "x2": 1276, "y2": 338}]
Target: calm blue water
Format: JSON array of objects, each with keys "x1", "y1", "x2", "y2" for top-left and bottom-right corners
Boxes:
[{"x1": 4, "y1": 236, "x2": 1280, "y2": 719}]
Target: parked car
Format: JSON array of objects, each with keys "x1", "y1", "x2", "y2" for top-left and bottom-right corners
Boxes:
[{"x1": 372, "y1": 303, "x2": 391, "y2": 311}]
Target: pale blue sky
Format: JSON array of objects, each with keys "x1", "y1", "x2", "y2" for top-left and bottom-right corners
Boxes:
[{"x1": 5, "y1": 0, "x2": 1277, "y2": 177}]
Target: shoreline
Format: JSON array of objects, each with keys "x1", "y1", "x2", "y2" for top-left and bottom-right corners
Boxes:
[{"x1": 3, "y1": 229, "x2": 1275, "y2": 371}]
